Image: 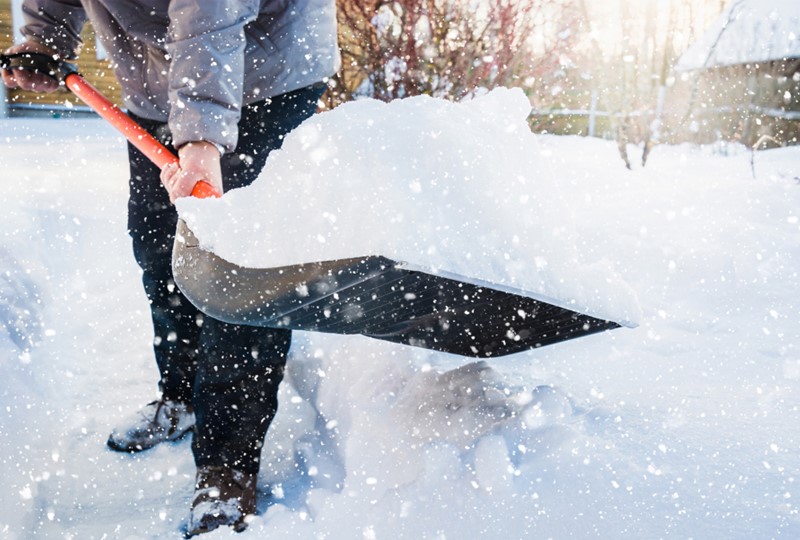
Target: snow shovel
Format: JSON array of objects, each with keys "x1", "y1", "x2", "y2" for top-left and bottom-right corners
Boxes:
[{"x1": 2, "y1": 53, "x2": 624, "y2": 358}]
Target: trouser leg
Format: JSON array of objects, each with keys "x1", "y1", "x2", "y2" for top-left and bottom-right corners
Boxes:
[
  {"x1": 126, "y1": 84, "x2": 325, "y2": 473},
  {"x1": 128, "y1": 125, "x2": 199, "y2": 404},
  {"x1": 192, "y1": 323, "x2": 289, "y2": 473}
]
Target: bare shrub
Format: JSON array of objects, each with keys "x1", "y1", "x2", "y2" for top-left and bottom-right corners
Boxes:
[{"x1": 326, "y1": 0, "x2": 579, "y2": 107}]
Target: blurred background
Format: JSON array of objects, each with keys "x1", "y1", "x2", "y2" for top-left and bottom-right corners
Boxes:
[{"x1": 2, "y1": 0, "x2": 798, "y2": 166}]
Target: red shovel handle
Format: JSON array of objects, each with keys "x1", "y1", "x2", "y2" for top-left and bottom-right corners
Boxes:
[{"x1": 64, "y1": 72, "x2": 220, "y2": 199}]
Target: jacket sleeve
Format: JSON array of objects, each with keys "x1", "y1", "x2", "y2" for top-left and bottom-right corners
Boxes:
[
  {"x1": 166, "y1": 0, "x2": 260, "y2": 153},
  {"x1": 19, "y1": 0, "x2": 87, "y2": 59}
]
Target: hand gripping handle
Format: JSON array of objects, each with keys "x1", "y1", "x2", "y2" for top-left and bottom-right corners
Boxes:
[{"x1": 0, "y1": 52, "x2": 77, "y2": 81}]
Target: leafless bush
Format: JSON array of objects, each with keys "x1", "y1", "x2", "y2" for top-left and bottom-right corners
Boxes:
[{"x1": 325, "y1": 0, "x2": 579, "y2": 106}]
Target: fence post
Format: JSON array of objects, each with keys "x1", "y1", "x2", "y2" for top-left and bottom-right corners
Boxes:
[
  {"x1": 588, "y1": 89, "x2": 597, "y2": 137},
  {"x1": 0, "y1": 83, "x2": 8, "y2": 119}
]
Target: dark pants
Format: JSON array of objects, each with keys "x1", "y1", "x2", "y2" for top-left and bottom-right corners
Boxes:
[{"x1": 126, "y1": 85, "x2": 325, "y2": 474}]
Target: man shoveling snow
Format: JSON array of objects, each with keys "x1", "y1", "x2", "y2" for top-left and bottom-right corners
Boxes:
[{"x1": 2, "y1": 0, "x2": 339, "y2": 535}]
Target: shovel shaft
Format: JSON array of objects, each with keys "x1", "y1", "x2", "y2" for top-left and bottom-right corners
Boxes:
[{"x1": 64, "y1": 72, "x2": 219, "y2": 199}]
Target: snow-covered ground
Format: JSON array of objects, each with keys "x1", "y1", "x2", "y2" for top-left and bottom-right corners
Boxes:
[{"x1": 1, "y1": 89, "x2": 799, "y2": 539}]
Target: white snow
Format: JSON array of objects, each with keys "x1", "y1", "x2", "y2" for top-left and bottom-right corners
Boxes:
[
  {"x1": 2, "y1": 88, "x2": 800, "y2": 538},
  {"x1": 678, "y1": 0, "x2": 800, "y2": 70}
]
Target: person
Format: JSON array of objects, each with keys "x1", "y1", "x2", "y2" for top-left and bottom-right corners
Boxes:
[{"x1": 2, "y1": 0, "x2": 339, "y2": 535}]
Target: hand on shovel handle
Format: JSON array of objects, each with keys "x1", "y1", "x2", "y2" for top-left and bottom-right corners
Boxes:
[
  {"x1": 1, "y1": 41, "x2": 60, "y2": 93},
  {"x1": 162, "y1": 141, "x2": 224, "y2": 202},
  {"x1": 64, "y1": 74, "x2": 223, "y2": 201}
]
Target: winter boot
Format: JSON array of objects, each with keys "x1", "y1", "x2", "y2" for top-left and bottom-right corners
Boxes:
[
  {"x1": 186, "y1": 466, "x2": 257, "y2": 536},
  {"x1": 107, "y1": 398, "x2": 195, "y2": 452}
]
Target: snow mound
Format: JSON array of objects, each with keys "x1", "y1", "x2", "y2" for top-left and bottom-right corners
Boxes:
[
  {"x1": 252, "y1": 335, "x2": 586, "y2": 539},
  {"x1": 177, "y1": 87, "x2": 640, "y2": 324}
]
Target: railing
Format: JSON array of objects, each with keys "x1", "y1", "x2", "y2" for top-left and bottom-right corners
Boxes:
[{"x1": 1, "y1": 101, "x2": 98, "y2": 118}]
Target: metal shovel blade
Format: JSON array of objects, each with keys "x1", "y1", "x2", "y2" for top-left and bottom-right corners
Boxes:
[{"x1": 172, "y1": 220, "x2": 621, "y2": 358}]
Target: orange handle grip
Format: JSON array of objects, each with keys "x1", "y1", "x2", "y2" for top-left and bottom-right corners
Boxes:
[
  {"x1": 190, "y1": 181, "x2": 220, "y2": 199},
  {"x1": 64, "y1": 72, "x2": 221, "y2": 199}
]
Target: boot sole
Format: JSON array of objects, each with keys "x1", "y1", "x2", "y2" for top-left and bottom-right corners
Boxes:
[{"x1": 184, "y1": 516, "x2": 249, "y2": 538}]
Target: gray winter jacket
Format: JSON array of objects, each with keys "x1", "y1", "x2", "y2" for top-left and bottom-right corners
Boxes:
[{"x1": 21, "y1": 0, "x2": 340, "y2": 152}]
